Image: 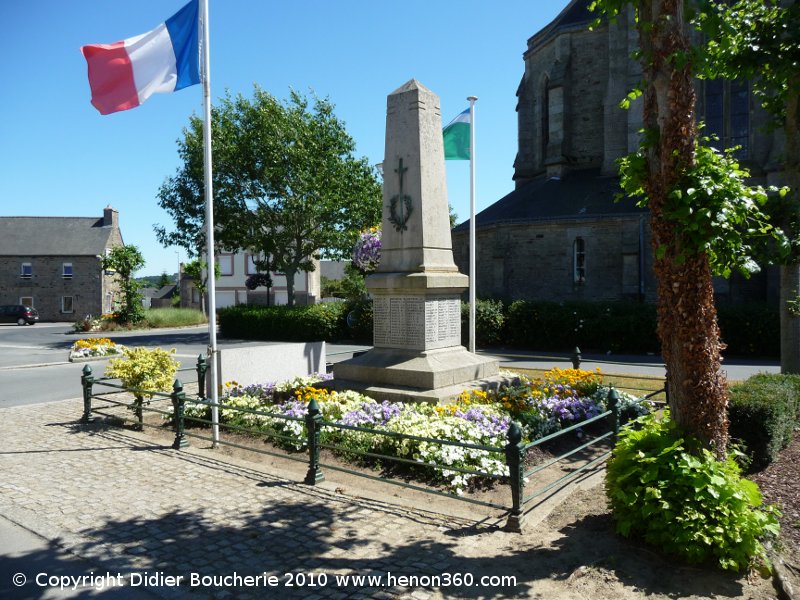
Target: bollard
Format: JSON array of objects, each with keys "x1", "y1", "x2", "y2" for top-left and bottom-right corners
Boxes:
[
  {"x1": 133, "y1": 395, "x2": 144, "y2": 431},
  {"x1": 571, "y1": 346, "x2": 582, "y2": 370},
  {"x1": 504, "y1": 422, "x2": 525, "y2": 532},
  {"x1": 171, "y1": 379, "x2": 189, "y2": 449},
  {"x1": 304, "y1": 398, "x2": 325, "y2": 485},
  {"x1": 196, "y1": 354, "x2": 208, "y2": 400},
  {"x1": 80, "y1": 364, "x2": 95, "y2": 423},
  {"x1": 607, "y1": 387, "x2": 620, "y2": 441}
]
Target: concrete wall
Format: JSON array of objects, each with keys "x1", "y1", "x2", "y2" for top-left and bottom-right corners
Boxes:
[{"x1": 211, "y1": 342, "x2": 326, "y2": 394}]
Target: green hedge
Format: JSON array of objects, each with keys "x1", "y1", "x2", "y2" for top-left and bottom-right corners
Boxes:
[
  {"x1": 728, "y1": 373, "x2": 800, "y2": 470},
  {"x1": 218, "y1": 298, "x2": 779, "y2": 358},
  {"x1": 505, "y1": 301, "x2": 659, "y2": 353},
  {"x1": 219, "y1": 303, "x2": 347, "y2": 342},
  {"x1": 460, "y1": 299, "x2": 506, "y2": 347}
]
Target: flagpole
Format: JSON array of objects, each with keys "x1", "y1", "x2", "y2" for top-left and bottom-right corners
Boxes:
[
  {"x1": 467, "y1": 96, "x2": 477, "y2": 354},
  {"x1": 200, "y1": 0, "x2": 219, "y2": 446}
]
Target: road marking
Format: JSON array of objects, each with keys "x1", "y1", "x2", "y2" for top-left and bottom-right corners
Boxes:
[{"x1": 0, "y1": 343, "x2": 51, "y2": 350}]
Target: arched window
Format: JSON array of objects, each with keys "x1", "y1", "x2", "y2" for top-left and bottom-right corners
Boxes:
[
  {"x1": 541, "y1": 76, "x2": 550, "y2": 159},
  {"x1": 573, "y1": 237, "x2": 586, "y2": 284}
]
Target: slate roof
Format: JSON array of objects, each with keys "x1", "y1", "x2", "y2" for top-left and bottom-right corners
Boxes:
[
  {"x1": 0, "y1": 216, "x2": 116, "y2": 256},
  {"x1": 527, "y1": 0, "x2": 596, "y2": 52},
  {"x1": 453, "y1": 170, "x2": 647, "y2": 233}
]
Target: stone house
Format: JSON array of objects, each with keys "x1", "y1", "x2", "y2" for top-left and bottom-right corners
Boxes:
[
  {"x1": 0, "y1": 206, "x2": 123, "y2": 321},
  {"x1": 452, "y1": 0, "x2": 783, "y2": 305}
]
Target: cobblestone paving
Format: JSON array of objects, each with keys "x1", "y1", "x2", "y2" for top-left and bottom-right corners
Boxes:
[{"x1": 0, "y1": 399, "x2": 538, "y2": 600}]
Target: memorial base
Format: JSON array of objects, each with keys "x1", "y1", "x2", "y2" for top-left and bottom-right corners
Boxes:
[{"x1": 329, "y1": 346, "x2": 514, "y2": 404}]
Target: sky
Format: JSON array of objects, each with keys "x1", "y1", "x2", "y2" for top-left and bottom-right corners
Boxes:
[{"x1": 0, "y1": 0, "x2": 569, "y2": 276}]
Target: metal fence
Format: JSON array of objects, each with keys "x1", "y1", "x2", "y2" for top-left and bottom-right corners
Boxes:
[{"x1": 79, "y1": 359, "x2": 659, "y2": 531}]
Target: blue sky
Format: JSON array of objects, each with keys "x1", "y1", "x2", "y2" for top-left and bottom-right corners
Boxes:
[{"x1": 0, "y1": 0, "x2": 568, "y2": 276}]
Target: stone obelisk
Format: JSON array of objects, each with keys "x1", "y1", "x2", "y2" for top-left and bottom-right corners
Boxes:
[{"x1": 332, "y1": 80, "x2": 503, "y2": 403}]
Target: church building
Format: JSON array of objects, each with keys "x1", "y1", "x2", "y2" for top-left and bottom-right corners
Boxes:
[{"x1": 452, "y1": 0, "x2": 784, "y2": 305}]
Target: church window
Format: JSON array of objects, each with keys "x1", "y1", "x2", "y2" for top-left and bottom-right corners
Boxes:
[
  {"x1": 573, "y1": 237, "x2": 586, "y2": 284},
  {"x1": 704, "y1": 79, "x2": 749, "y2": 159},
  {"x1": 541, "y1": 77, "x2": 550, "y2": 158}
]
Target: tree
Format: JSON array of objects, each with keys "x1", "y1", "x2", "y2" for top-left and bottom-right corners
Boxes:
[
  {"x1": 694, "y1": 0, "x2": 799, "y2": 373},
  {"x1": 155, "y1": 86, "x2": 382, "y2": 307},
  {"x1": 157, "y1": 271, "x2": 172, "y2": 288},
  {"x1": 101, "y1": 245, "x2": 145, "y2": 324},
  {"x1": 183, "y1": 259, "x2": 219, "y2": 316},
  {"x1": 590, "y1": 1, "x2": 783, "y2": 454}
]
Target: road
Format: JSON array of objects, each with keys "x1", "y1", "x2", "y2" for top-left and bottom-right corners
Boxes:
[
  {"x1": 0, "y1": 322, "x2": 780, "y2": 409},
  {"x1": 0, "y1": 323, "x2": 371, "y2": 409}
]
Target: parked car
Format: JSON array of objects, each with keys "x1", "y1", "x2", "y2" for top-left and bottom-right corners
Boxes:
[{"x1": 0, "y1": 305, "x2": 39, "y2": 325}]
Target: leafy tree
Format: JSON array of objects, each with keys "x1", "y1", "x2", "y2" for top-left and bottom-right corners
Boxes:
[
  {"x1": 589, "y1": 1, "x2": 784, "y2": 454},
  {"x1": 156, "y1": 86, "x2": 382, "y2": 307},
  {"x1": 157, "y1": 271, "x2": 172, "y2": 288},
  {"x1": 101, "y1": 245, "x2": 145, "y2": 324},
  {"x1": 693, "y1": 0, "x2": 799, "y2": 373},
  {"x1": 183, "y1": 258, "x2": 220, "y2": 316}
]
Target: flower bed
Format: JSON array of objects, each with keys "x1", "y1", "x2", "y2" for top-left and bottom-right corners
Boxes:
[
  {"x1": 180, "y1": 368, "x2": 650, "y2": 494},
  {"x1": 69, "y1": 338, "x2": 125, "y2": 361}
]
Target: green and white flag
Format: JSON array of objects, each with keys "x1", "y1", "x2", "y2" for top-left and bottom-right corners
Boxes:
[{"x1": 443, "y1": 108, "x2": 470, "y2": 160}]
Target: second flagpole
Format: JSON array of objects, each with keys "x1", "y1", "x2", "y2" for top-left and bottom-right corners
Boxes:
[{"x1": 467, "y1": 96, "x2": 477, "y2": 354}]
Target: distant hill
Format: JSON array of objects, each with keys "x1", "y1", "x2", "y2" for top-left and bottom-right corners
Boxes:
[{"x1": 135, "y1": 273, "x2": 179, "y2": 287}]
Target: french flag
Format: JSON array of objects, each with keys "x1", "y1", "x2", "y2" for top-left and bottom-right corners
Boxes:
[{"x1": 81, "y1": 0, "x2": 200, "y2": 115}]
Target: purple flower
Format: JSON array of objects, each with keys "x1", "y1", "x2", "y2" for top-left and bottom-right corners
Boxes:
[
  {"x1": 341, "y1": 401, "x2": 403, "y2": 427},
  {"x1": 453, "y1": 406, "x2": 510, "y2": 437},
  {"x1": 352, "y1": 230, "x2": 381, "y2": 273}
]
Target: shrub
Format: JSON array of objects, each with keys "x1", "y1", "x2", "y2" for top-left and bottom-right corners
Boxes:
[
  {"x1": 342, "y1": 299, "x2": 373, "y2": 343},
  {"x1": 605, "y1": 411, "x2": 779, "y2": 571},
  {"x1": 728, "y1": 373, "x2": 800, "y2": 470},
  {"x1": 219, "y1": 303, "x2": 347, "y2": 341},
  {"x1": 505, "y1": 301, "x2": 659, "y2": 354},
  {"x1": 460, "y1": 298, "x2": 506, "y2": 347},
  {"x1": 717, "y1": 304, "x2": 780, "y2": 358},
  {"x1": 104, "y1": 347, "x2": 180, "y2": 398}
]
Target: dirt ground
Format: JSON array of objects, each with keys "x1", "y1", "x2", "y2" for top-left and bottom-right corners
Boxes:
[{"x1": 92, "y1": 393, "x2": 798, "y2": 599}]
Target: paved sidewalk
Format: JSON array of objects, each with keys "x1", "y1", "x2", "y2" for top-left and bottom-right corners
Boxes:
[{"x1": 0, "y1": 398, "x2": 600, "y2": 600}]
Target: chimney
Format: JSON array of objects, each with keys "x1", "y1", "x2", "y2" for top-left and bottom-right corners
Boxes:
[{"x1": 103, "y1": 205, "x2": 118, "y2": 228}]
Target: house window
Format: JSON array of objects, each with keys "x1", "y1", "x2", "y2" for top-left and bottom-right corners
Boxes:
[
  {"x1": 62, "y1": 263, "x2": 73, "y2": 278},
  {"x1": 20, "y1": 296, "x2": 33, "y2": 307},
  {"x1": 62, "y1": 296, "x2": 74, "y2": 314},
  {"x1": 217, "y1": 254, "x2": 234, "y2": 276},
  {"x1": 20, "y1": 263, "x2": 32, "y2": 279},
  {"x1": 573, "y1": 237, "x2": 586, "y2": 284},
  {"x1": 704, "y1": 79, "x2": 749, "y2": 159}
]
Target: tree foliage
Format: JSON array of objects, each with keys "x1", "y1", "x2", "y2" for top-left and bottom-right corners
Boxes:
[
  {"x1": 156, "y1": 86, "x2": 382, "y2": 306},
  {"x1": 183, "y1": 258, "x2": 219, "y2": 315},
  {"x1": 692, "y1": 0, "x2": 800, "y2": 373},
  {"x1": 101, "y1": 245, "x2": 145, "y2": 324}
]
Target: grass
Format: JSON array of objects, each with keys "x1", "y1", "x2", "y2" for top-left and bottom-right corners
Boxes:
[{"x1": 143, "y1": 308, "x2": 207, "y2": 328}]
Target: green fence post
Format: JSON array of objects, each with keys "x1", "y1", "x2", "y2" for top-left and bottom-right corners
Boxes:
[
  {"x1": 171, "y1": 379, "x2": 189, "y2": 449},
  {"x1": 80, "y1": 364, "x2": 95, "y2": 424},
  {"x1": 571, "y1": 346, "x2": 582, "y2": 370},
  {"x1": 607, "y1": 387, "x2": 620, "y2": 441},
  {"x1": 304, "y1": 398, "x2": 324, "y2": 485},
  {"x1": 504, "y1": 421, "x2": 525, "y2": 532},
  {"x1": 196, "y1": 354, "x2": 207, "y2": 399}
]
